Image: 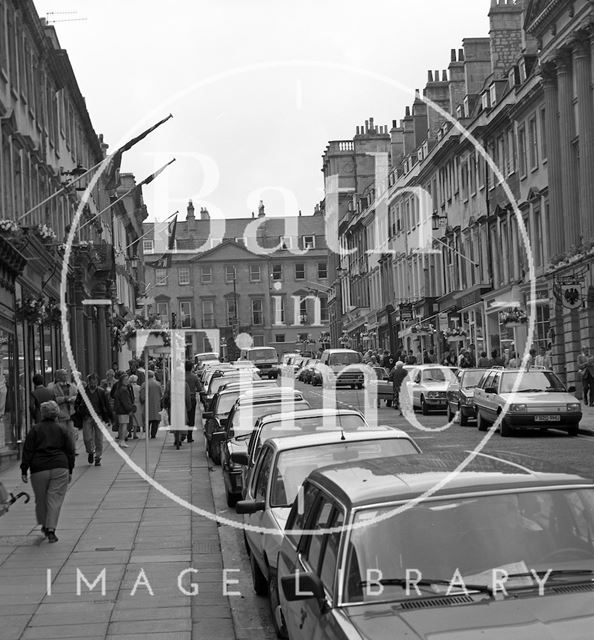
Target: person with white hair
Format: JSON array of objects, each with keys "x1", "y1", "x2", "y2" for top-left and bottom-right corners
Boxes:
[
  {"x1": 389, "y1": 361, "x2": 409, "y2": 415},
  {"x1": 20, "y1": 400, "x2": 75, "y2": 543}
]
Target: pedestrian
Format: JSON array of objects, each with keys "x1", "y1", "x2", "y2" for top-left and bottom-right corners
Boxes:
[
  {"x1": 389, "y1": 361, "x2": 409, "y2": 415},
  {"x1": 491, "y1": 349, "x2": 505, "y2": 367},
  {"x1": 526, "y1": 348, "x2": 537, "y2": 369},
  {"x1": 467, "y1": 345, "x2": 477, "y2": 368},
  {"x1": 577, "y1": 347, "x2": 591, "y2": 405},
  {"x1": 185, "y1": 360, "x2": 202, "y2": 443},
  {"x1": 405, "y1": 350, "x2": 417, "y2": 365},
  {"x1": 508, "y1": 351, "x2": 522, "y2": 368},
  {"x1": 48, "y1": 369, "x2": 78, "y2": 448},
  {"x1": 458, "y1": 349, "x2": 471, "y2": 368},
  {"x1": 113, "y1": 374, "x2": 136, "y2": 448},
  {"x1": 139, "y1": 370, "x2": 163, "y2": 438},
  {"x1": 128, "y1": 374, "x2": 142, "y2": 439},
  {"x1": 74, "y1": 374, "x2": 113, "y2": 466},
  {"x1": 127, "y1": 359, "x2": 145, "y2": 386},
  {"x1": 31, "y1": 374, "x2": 58, "y2": 423},
  {"x1": 534, "y1": 347, "x2": 551, "y2": 369},
  {"x1": 477, "y1": 351, "x2": 492, "y2": 368},
  {"x1": 163, "y1": 375, "x2": 191, "y2": 450},
  {"x1": 381, "y1": 350, "x2": 391, "y2": 368},
  {"x1": 20, "y1": 400, "x2": 75, "y2": 543},
  {"x1": 585, "y1": 353, "x2": 594, "y2": 407}
]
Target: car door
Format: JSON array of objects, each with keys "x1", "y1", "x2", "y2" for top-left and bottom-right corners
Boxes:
[
  {"x1": 408, "y1": 368, "x2": 421, "y2": 406},
  {"x1": 481, "y1": 372, "x2": 499, "y2": 421},
  {"x1": 246, "y1": 446, "x2": 274, "y2": 576}
]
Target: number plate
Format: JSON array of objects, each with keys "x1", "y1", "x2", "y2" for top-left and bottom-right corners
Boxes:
[{"x1": 535, "y1": 415, "x2": 561, "y2": 422}]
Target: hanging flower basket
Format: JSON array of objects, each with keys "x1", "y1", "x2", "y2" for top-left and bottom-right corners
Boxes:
[
  {"x1": 443, "y1": 327, "x2": 467, "y2": 340},
  {"x1": 15, "y1": 297, "x2": 46, "y2": 324},
  {"x1": 35, "y1": 224, "x2": 57, "y2": 243},
  {"x1": 120, "y1": 315, "x2": 171, "y2": 348},
  {"x1": 411, "y1": 323, "x2": 436, "y2": 335},
  {"x1": 0, "y1": 219, "x2": 23, "y2": 236},
  {"x1": 499, "y1": 309, "x2": 527, "y2": 327}
]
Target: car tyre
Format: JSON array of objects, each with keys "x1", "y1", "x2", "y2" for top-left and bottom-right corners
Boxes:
[
  {"x1": 226, "y1": 487, "x2": 239, "y2": 508},
  {"x1": 357, "y1": 383, "x2": 364, "y2": 390},
  {"x1": 459, "y1": 407, "x2": 470, "y2": 427},
  {"x1": 447, "y1": 404, "x2": 454, "y2": 423},
  {"x1": 268, "y1": 569, "x2": 288, "y2": 639},
  {"x1": 477, "y1": 411, "x2": 489, "y2": 432},
  {"x1": 207, "y1": 439, "x2": 220, "y2": 465},
  {"x1": 243, "y1": 531, "x2": 250, "y2": 556},
  {"x1": 421, "y1": 396, "x2": 429, "y2": 415},
  {"x1": 567, "y1": 425, "x2": 579, "y2": 437},
  {"x1": 250, "y1": 553, "x2": 268, "y2": 596},
  {"x1": 500, "y1": 416, "x2": 513, "y2": 437}
]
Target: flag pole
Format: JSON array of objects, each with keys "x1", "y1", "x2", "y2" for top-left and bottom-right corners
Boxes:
[
  {"x1": 124, "y1": 211, "x2": 178, "y2": 251},
  {"x1": 17, "y1": 158, "x2": 105, "y2": 222},
  {"x1": 79, "y1": 159, "x2": 176, "y2": 232}
]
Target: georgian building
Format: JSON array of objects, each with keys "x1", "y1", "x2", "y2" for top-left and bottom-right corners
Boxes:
[
  {"x1": 142, "y1": 201, "x2": 330, "y2": 359},
  {"x1": 0, "y1": 0, "x2": 145, "y2": 466},
  {"x1": 327, "y1": 0, "x2": 593, "y2": 388}
]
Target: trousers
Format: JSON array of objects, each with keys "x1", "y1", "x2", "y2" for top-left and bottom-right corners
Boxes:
[
  {"x1": 30, "y1": 468, "x2": 69, "y2": 530},
  {"x1": 82, "y1": 417, "x2": 104, "y2": 459}
]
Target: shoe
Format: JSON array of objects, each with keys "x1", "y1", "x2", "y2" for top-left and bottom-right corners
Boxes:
[
  {"x1": 120, "y1": 443, "x2": 129, "y2": 448},
  {"x1": 133, "y1": 435, "x2": 139, "y2": 440},
  {"x1": 41, "y1": 526, "x2": 48, "y2": 537},
  {"x1": 88, "y1": 453, "x2": 94, "y2": 464},
  {"x1": 46, "y1": 530, "x2": 58, "y2": 543},
  {"x1": 94, "y1": 458, "x2": 101, "y2": 466}
]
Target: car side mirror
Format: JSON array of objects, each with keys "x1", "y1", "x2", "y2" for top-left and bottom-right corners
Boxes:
[
  {"x1": 281, "y1": 572, "x2": 325, "y2": 606},
  {"x1": 235, "y1": 500, "x2": 265, "y2": 514},
  {"x1": 220, "y1": 418, "x2": 228, "y2": 428},
  {"x1": 231, "y1": 451, "x2": 249, "y2": 466},
  {"x1": 484, "y1": 387, "x2": 497, "y2": 395},
  {"x1": 568, "y1": 385, "x2": 576, "y2": 393},
  {"x1": 203, "y1": 412, "x2": 213, "y2": 420}
]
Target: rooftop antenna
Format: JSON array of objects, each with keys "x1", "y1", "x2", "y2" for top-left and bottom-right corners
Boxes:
[{"x1": 45, "y1": 11, "x2": 87, "y2": 24}]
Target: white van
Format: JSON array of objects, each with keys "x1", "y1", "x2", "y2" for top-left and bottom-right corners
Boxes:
[
  {"x1": 239, "y1": 347, "x2": 279, "y2": 379},
  {"x1": 319, "y1": 348, "x2": 364, "y2": 388}
]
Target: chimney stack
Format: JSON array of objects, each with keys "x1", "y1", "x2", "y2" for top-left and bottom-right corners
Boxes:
[
  {"x1": 200, "y1": 206, "x2": 210, "y2": 221},
  {"x1": 488, "y1": 0, "x2": 525, "y2": 79}
]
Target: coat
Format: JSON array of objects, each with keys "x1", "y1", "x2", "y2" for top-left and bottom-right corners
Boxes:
[
  {"x1": 113, "y1": 384, "x2": 135, "y2": 415},
  {"x1": 140, "y1": 378, "x2": 163, "y2": 422}
]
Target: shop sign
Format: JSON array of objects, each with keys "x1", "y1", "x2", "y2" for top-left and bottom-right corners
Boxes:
[
  {"x1": 457, "y1": 289, "x2": 483, "y2": 310},
  {"x1": 399, "y1": 303, "x2": 413, "y2": 321},
  {"x1": 438, "y1": 313, "x2": 449, "y2": 331}
]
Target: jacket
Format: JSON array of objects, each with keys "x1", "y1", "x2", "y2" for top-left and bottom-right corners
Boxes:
[
  {"x1": 48, "y1": 381, "x2": 77, "y2": 421},
  {"x1": 113, "y1": 384, "x2": 135, "y2": 415},
  {"x1": 74, "y1": 386, "x2": 113, "y2": 422},
  {"x1": 31, "y1": 385, "x2": 58, "y2": 422},
  {"x1": 20, "y1": 419, "x2": 75, "y2": 475},
  {"x1": 139, "y1": 378, "x2": 163, "y2": 422}
]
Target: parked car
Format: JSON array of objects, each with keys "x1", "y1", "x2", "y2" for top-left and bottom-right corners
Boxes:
[
  {"x1": 300, "y1": 360, "x2": 319, "y2": 384},
  {"x1": 236, "y1": 428, "x2": 421, "y2": 637},
  {"x1": 446, "y1": 368, "x2": 489, "y2": 425},
  {"x1": 296, "y1": 358, "x2": 312, "y2": 382},
  {"x1": 203, "y1": 380, "x2": 278, "y2": 463},
  {"x1": 404, "y1": 365, "x2": 458, "y2": 414},
  {"x1": 473, "y1": 368, "x2": 582, "y2": 436},
  {"x1": 319, "y1": 349, "x2": 365, "y2": 388},
  {"x1": 243, "y1": 408, "x2": 371, "y2": 475},
  {"x1": 203, "y1": 369, "x2": 260, "y2": 410},
  {"x1": 239, "y1": 346, "x2": 280, "y2": 379},
  {"x1": 277, "y1": 451, "x2": 594, "y2": 640},
  {"x1": 220, "y1": 390, "x2": 310, "y2": 506},
  {"x1": 364, "y1": 365, "x2": 392, "y2": 404}
]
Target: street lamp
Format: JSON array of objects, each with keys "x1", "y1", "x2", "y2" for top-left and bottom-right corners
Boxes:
[{"x1": 432, "y1": 213, "x2": 448, "y2": 231}]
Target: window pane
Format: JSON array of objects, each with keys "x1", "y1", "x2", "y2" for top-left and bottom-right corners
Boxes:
[
  {"x1": 250, "y1": 264, "x2": 261, "y2": 281},
  {"x1": 156, "y1": 269, "x2": 167, "y2": 285},
  {"x1": 318, "y1": 262, "x2": 328, "y2": 279},
  {"x1": 295, "y1": 264, "x2": 305, "y2": 280}
]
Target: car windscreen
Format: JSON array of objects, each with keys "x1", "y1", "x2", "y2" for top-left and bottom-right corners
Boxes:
[
  {"x1": 421, "y1": 368, "x2": 455, "y2": 383},
  {"x1": 231, "y1": 400, "x2": 309, "y2": 436},
  {"x1": 270, "y1": 438, "x2": 418, "y2": 507},
  {"x1": 461, "y1": 370, "x2": 487, "y2": 388},
  {"x1": 500, "y1": 371, "x2": 565, "y2": 393},
  {"x1": 247, "y1": 348, "x2": 278, "y2": 361},
  {"x1": 328, "y1": 352, "x2": 362, "y2": 366},
  {"x1": 342, "y1": 488, "x2": 594, "y2": 604},
  {"x1": 216, "y1": 393, "x2": 241, "y2": 415}
]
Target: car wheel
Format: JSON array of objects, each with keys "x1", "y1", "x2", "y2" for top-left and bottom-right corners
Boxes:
[
  {"x1": 500, "y1": 416, "x2": 513, "y2": 437},
  {"x1": 357, "y1": 383, "x2": 363, "y2": 390},
  {"x1": 477, "y1": 411, "x2": 489, "y2": 432},
  {"x1": 567, "y1": 425, "x2": 579, "y2": 436},
  {"x1": 459, "y1": 407, "x2": 469, "y2": 427},
  {"x1": 250, "y1": 553, "x2": 268, "y2": 596},
  {"x1": 421, "y1": 396, "x2": 429, "y2": 415},
  {"x1": 268, "y1": 569, "x2": 288, "y2": 639}
]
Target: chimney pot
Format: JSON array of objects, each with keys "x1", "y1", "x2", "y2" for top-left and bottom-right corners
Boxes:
[
  {"x1": 428, "y1": 70, "x2": 434, "y2": 82},
  {"x1": 356, "y1": 125, "x2": 360, "y2": 135},
  {"x1": 186, "y1": 199, "x2": 195, "y2": 221},
  {"x1": 451, "y1": 49, "x2": 457, "y2": 62},
  {"x1": 392, "y1": 119, "x2": 397, "y2": 128},
  {"x1": 369, "y1": 117, "x2": 374, "y2": 130},
  {"x1": 459, "y1": 48, "x2": 465, "y2": 61},
  {"x1": 405, "y1": 106, "x2": 411, "y2": 117},
  {"x1": 442, "y1": 70, "x2": 448, "y2": 82},
  {"x1": 258, "y1": 200, "x2": 265, "y2": 217},
  {"x1": 365, "y1": 119, "x2": 369, "y2": 131}
]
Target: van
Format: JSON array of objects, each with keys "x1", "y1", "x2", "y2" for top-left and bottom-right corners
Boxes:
[
  {"x1": 239, "y1": 347, "x2": 279, "y2": 379},
  {"x1": 319, "y1": 348, "x2": 364, "y2": 388}
]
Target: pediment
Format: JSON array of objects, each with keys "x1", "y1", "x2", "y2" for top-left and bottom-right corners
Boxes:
[
  {"x1": 525, "y1": 0, "x2": 556, "y2": 30},
  {"x1": 190, "y1": 240, "x2": 260, "y2": 263}
]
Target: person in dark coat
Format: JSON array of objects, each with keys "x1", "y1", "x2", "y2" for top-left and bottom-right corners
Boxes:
[
  {"x1": 140, "y1": 370, "x2": 163, "y2": 438},
  {"x1": 113, "y1": 374, "x2": 136, "y2": 448},
  {"x1": 20, "y1": 400, "x2": 75, "y2": 543},
  {"x1": 389, "y1": 361, "x2": 409, "y2": 415},
  {"x1": 31, "y1": 374, "x2": 57, "y2": 423},
  {"x1": 162, "y1": 376, "x2": 191, "y2": 450},
  {"x1": 184, "y1": 361, "x2": 203, "y2": 443},
  {"x1": 74, "y1": 373, "x2": 113, "y2": 466}
]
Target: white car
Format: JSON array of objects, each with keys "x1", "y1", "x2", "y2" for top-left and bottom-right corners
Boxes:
[
  {"x1": 404, "y1": 365, "x2": 458, "y2": 414},
  {"x1": 235, "y1": 428, "x2": 421, "y2": 637}
]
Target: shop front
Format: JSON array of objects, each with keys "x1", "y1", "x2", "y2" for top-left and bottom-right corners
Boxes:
[
  {"x1": 453, "y1": 285, "x2": 491, "y2": 361},
  {"x1": 484, "y1": 285, "x2": 525, "y2": 362}
]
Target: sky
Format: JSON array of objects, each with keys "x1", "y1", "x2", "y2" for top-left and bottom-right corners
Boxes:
[{"x1": 33, "y1": 0, "x2": 490, "y2": 222}]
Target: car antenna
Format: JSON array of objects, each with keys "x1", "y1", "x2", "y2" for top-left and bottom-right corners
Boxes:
[{"x1": 340, "y1": 429, "x2": 346, "y2": 441}]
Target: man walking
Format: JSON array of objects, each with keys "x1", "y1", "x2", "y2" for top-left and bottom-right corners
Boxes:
[
  {"x1": 31, "y1": 374, "x2": 57, "y2": 423},
  {"x1": 184, "y1": 361, "x2": 202, "y2": 443},
  {"x1": 577, "y1": 347, "x2": 591, "y2": 405},
  {"x1": 389, "y1": 361, "x2": 409, "y2": 415},
  {"x1": 48, "y1": 369, "x2": 78, "y2": 448},
  {"x1": 75, "y1": 374, "x2": 113, "y2": 466},
  {"x1": 140, "y1": 370, "x2": 163, "y2": 439}
]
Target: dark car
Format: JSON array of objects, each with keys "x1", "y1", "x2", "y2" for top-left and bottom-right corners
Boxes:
[
  {"x1": 276, "y1": 451, "x2": 594, "y2": 640},
  {"x1": 446, "y1": 368, "x2": 488, "y2": 425}
]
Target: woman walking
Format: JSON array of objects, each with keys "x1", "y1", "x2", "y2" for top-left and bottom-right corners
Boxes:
[
  {"x1": 128, "y1": 374, "x2": 142, "y2": 439},
  {"x1": 20, "y1": 401, "x2": 75, "y2": 543},
  {"x1": 113, "y1": 374, "x2": 136, "y2": 448}
]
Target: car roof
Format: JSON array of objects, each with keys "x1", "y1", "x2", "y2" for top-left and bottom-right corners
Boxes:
[
  {"x1": 236, "y1": 387, "x2": 303, "y2": 401},
  {"x1": 306, "y1": 451, "x2": 593, "y2": 508},
  {"x1": 323, "y1": 348, "x2": 359, "y2": 353},
  {"x1": 257, "y1": 408, "x2": 366, "y2": 424},
  {"x1": 263, "y1": 427, "x2": 415, "y2": 453},
  {"x1": 218, "y1": 381, "x2": 275, "y2": 394}
]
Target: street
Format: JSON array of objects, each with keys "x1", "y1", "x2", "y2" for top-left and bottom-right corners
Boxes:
[{"x1": 209, "y1": 380, "x2": 594, "y2": 636}]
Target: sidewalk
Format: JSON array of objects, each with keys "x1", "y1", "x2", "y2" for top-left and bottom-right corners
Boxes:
[
  {"x1": 579, "y1": 404, "x2": 594, "y2": 436},
  {"x1": 0, "y1": 430, "x2": 235, "y2": 640}
]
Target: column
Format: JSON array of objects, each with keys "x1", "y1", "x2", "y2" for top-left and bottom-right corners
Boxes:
[
  {"x1": 556, "y1": 50, "x2": 580, "y2": 249},
  {"x1": 573, "y1": 32, "x2": 594, "y2": 242},
  {"x1": 96, "y1": 305, "x2": 108, "y2": 377}
]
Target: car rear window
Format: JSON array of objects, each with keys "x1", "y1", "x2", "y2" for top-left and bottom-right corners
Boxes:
[
  {"x1": 500, "y1": 371, "x2": 566, "y2": 393},
  {"x1": 328, "y1": 352, "x2": 362, "y2": 366}
]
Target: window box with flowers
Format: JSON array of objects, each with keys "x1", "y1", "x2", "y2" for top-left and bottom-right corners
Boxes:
[
  {"x1": 411, "y1": 323, "x2": 436, "y2": 335},
  {"x1": 35, "y1": 224, "x2": 57, "y2": 244},
  {"x1": 15, "y1": 297, "x2": 46, "y2": 324},
  {"x1": 499, "y1": 309, "x2": 527, "y2": 327},
  {"x1": 443, "y1": 327, "x2": 467, "y2": 341},
  {"x1": 116, "y1": 315, "x2": 171, "y2": 350},
  {"x1": 0, "y1": 219, "x2": 24, "y2": 237}
]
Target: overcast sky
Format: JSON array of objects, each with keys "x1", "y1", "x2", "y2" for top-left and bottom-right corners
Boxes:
[{"x1": 33, "y1": 1, "x2": 489, "y2": 222}]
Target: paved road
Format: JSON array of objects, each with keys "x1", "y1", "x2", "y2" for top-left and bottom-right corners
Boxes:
[{"x1": 210, "y1": 379, "x2": 594, "y2": 637}]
